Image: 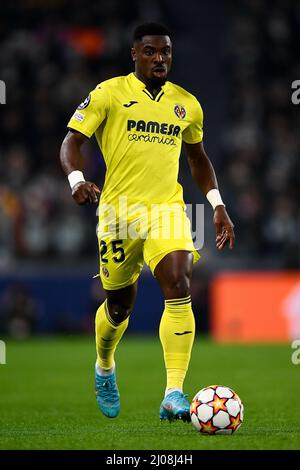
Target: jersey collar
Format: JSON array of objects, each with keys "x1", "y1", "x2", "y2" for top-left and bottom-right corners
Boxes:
[{"x1": 130, "y1": 72, "x2": 168, "y2": 97}]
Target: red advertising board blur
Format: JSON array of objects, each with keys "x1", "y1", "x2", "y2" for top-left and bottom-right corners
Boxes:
[{"x1": 211, "y1": 273, "x2": 300, "y2": 342}]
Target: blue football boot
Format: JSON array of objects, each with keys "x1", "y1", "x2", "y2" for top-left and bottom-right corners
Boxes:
[
  {"x1": 159, "y1": 391, "x2": 191, "y2": 422},
  {"x1": 95, "y1": 365, "x2": 120, "y2": 418}
]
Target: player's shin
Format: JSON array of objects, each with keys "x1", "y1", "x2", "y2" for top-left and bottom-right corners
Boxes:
[
  {"x1": 95, "y1": 300, "x2": 129, "y2": 372},
  {"x1": 159, "y1": 296, "x2": 195, "y2": 395}
]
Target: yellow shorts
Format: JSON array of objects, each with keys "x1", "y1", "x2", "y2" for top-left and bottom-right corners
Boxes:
[{"x1": 96, "y1": 203, "x2": 200, "y2": 290}]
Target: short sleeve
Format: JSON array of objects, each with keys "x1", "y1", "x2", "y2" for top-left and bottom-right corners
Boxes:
[
  {"x1": 67, "y1": 84, "x2": 110, "y2": 138},
  {"x1": 182, "y1": 99, "x2": 203, "y2": 144}
]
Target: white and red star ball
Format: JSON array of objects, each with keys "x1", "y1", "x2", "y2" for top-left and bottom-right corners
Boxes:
[{"x1": 190, "y1": 385, "x2": 244, "y2": 435}]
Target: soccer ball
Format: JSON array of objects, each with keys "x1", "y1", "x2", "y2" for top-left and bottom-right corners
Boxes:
[{"x1": 190, "y1": 385, "x2": 244, "y2": 435}]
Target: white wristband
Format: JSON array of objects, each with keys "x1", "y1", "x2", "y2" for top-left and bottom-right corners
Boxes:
[
  {"x1": 68, "y1": 170, "x2": 85, "y2": 189},
  {"x1": 206, "y1": 188, "x2": 225, "y2": 210}
]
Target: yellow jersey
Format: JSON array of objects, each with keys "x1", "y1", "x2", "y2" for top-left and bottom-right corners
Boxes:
[{"x1": 67, "y1": 72, "x2": 203, "y2": 208}]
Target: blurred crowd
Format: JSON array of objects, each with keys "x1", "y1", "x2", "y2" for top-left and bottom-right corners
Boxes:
[
  {"x1": 0, "y1": 0, "x2": 299, "y2": 269},
  {"x1": 221, "y1": 0, "x2": 300, "y2": 267},
  {"x1": 0, "y1": 284, "x2": 39, "y2": 338},
  {"x1": 0, "y1": 0, "x2": 166, "y2": 268}
]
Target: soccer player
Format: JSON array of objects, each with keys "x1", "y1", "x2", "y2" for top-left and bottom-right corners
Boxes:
[{"x1": 60, "y1": 23, "x2": 235, "y2": 422}]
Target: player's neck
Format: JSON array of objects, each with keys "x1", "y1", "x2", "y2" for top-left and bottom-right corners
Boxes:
[
  {"x1": 134, "y1": 72, "x2": 165, "y2": 98},
  {"x1": 146, "y1": 85, "x2": 161, "y2": 98}
]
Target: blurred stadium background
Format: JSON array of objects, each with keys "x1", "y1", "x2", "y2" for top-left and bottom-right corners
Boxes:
[
  {"x1": 0, "y1": 0, "x2": 300, "y2": 342},
  {"x1": 2, "y1": 0, "x2": 300, "y2": 452}
]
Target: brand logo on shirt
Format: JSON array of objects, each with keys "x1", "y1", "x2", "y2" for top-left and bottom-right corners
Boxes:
[
  {"x1": 174, "y1": 104, "x2": 186, "y2": 120},
  {"x1": 123, "y1": 101, "x2": 139, "y2": 107},
  {"x1": 77, "y1": 94, "x2": 91, "y2": 110}
]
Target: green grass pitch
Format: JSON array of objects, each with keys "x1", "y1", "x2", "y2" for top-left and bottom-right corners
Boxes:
[{"x1": 0, "y1": 336, "x2": 300, "y2": 450}]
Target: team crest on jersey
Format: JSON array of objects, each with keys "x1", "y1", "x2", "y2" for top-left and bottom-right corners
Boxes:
[
  {"x1": 77, "y1": 94, "x2": 91, "y2": 110},
  {"x1": 174, "y1": 104, "x2": 186, "y2": 120},
  {"x1": 102, "y1": 267, "x2": 109, "y2": 278}
]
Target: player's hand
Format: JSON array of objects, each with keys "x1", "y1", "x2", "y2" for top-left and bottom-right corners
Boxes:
[
  {"x1": 71, "y1": 181, "x2": 101, "y2": 205},
  {"x1": 213, "y1": 205, "x2": 235, "y2": 250}
]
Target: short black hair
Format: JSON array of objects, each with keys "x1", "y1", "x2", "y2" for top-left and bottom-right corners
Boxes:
[{"x1": 133, "y1": 23, "x2": 171, "y2": 43}]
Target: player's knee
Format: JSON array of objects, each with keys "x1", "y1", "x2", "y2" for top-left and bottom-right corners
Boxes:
[
  {"x1": 107, "y1": 301, "x2": 133, "y2": 324},
  {"x1": 164, "y1": 273, "x2": 191, "y2": 299}
]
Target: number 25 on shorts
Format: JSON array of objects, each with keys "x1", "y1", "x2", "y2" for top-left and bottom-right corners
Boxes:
[{"x1": 100, "y1": 240, "x2": 126, "y2": 264}]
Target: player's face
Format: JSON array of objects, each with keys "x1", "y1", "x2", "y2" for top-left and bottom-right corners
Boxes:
[{"x1": 131, "y1": 35, "x2": 172, "y2": 84}]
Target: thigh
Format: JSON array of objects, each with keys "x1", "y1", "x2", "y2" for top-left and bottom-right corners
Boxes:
[
  {"x1": 154, "y1": 250, "x2": 193, "y2": 299},
  {"x1": 97, "y1": 233, "x2": 144, "y2": 291},
  {"x1": 144, "y1": 204, "x2": 200, "y2": 274}
]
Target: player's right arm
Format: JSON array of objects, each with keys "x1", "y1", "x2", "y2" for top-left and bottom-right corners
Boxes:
[
  {"x1": 60, "y1": 85, "x2": 110, "y2": 205},
  {"x1": 60, "y1": 130, "x2": 101, "y2": 205}
]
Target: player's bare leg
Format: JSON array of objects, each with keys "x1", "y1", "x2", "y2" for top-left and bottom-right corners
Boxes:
[
  {"x1": 154, "y1": 250, "x2": 195, "y2": 421},
  {"x1": 95, "y1": 282, "x2": 137, "y2": 417}
]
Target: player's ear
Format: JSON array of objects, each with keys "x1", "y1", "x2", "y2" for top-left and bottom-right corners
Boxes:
[{"x1": 131, "y1": 47, "x2": 137, "y2": 62}]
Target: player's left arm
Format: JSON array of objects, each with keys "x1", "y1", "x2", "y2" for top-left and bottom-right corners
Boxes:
[{"x1": 184, "y1": 141, "x2": 235, "y2": 250}]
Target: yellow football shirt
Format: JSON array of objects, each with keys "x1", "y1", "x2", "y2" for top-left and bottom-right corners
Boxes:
[{"x1": 67, "y1": 72, "x2": 203, "y2": 208}]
